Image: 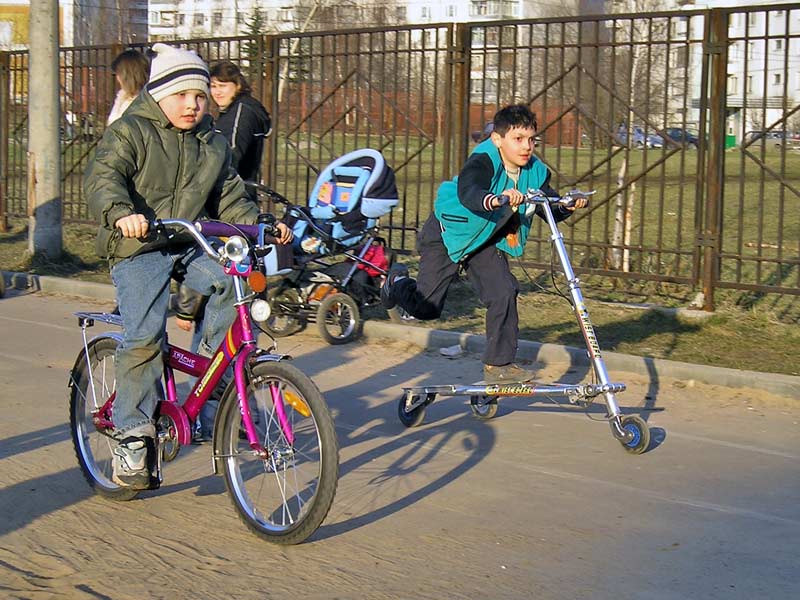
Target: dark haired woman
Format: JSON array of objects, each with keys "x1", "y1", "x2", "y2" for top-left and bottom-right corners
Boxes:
[{"x1": 210, "y1": 61, "x2": 272, "y2": 184}]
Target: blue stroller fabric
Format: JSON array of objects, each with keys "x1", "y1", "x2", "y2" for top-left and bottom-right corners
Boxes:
[{"x1": 292, "y1": 148, "x2": 399, "y2": 254}]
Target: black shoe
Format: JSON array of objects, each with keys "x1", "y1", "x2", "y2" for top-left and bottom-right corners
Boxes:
[
  {"x1": 380, "y1": 263, "x2": 409, "y2": 310},
  {"x1": 483, "y1": 363, "x2": 535, "y2": 384}
]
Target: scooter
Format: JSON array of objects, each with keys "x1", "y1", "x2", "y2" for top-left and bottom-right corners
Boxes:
[{"x1": 397, "y1": 189, "x2": 650, "y2": 454}]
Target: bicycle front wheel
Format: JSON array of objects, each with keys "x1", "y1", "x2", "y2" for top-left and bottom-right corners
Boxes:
[
  {"x1": 69, "y1": 336, "x2": 138, "y2": 501},
  {"x1": 217, "y1": 361, "x2": 339, "y2": 544}
]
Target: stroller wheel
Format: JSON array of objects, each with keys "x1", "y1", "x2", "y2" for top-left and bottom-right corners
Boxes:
[
  {"x1": 316, "y1": 293, "x2": 361, "y2": 345},
  {"x1": 264, "y1": 287, "x2": 304, "y2": 338}
]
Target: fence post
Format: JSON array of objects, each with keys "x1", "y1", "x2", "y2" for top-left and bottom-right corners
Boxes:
[
  {"x1": 262, "y1": 33, "x2": 277, "y2": 192},
  {"x1": 445, "y1": 23, "x2": 469, "y2": 181},
  {"x1": 701, "y1": 8, "x2": 728, "y2": 312},
  {"x1": 0, "y1": 51, "x2": 9, "y2": 232}
]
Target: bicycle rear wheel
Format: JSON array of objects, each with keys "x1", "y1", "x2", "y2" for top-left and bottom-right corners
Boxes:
[
  {"x1": 69, "y1": 336, "x2": 139, "y2": 501},
  {"x1": 217, "y1": 361, "x2": 339, "y2": 544}
]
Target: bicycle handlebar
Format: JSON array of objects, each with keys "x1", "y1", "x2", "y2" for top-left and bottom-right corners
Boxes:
[{"x1": 153, "y1": 218, "x2": 279, "y2": 262}]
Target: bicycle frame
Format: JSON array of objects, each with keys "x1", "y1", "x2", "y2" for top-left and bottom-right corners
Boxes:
[{"x1": 75, "y1": 219, "x2": 296, "y2": 460}]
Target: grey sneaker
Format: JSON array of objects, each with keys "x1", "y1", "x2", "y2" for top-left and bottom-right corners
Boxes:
[
  {"x1": 380, "y1": 263, "x2": 409, "y2": 310},
  {"x1": 112, "y1": 436, "x2": 152, "y2": 489},
  {"x1": 483, "y1": 363, "x2": 535, "y2": 384}
]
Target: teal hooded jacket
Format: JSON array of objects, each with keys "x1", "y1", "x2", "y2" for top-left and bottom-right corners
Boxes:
[{"x1": 433, "y1": 138, "x2": 549, "y2": 263}]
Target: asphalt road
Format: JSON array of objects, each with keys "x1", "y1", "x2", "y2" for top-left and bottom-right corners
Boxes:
[{"x1": 1, "y1": 290, "x2": 799, "y2": 599}]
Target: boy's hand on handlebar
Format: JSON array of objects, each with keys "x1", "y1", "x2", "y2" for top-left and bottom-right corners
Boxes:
[
  {"x1": 493, "y1": 188, "x2": 524, "y2": 209},
  {"x1": 566, "y1": 196, "x2": 589, "y2": 211},
  {"x1": 274, "y1": 222, "x2": 294, "y2": 244},
  {"x1": 115, "y1": 214, "x2": 149, "y2": 239}
]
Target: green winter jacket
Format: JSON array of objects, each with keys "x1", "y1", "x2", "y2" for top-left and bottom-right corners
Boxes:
[{"x1": 84, "y1": 91, "x2": 259, "y2": 265}]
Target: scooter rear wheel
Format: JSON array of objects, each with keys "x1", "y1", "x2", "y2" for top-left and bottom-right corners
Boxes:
[
  {"x1": 469, "y1": 395, "x2": 498, "y2": 420},
  {"x1": 398, "y1": 394, "x2": 426, "y2": 428}
]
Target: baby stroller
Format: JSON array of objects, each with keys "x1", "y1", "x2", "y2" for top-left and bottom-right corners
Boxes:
[{"x1": 251, "y1": 148, "x2": 405, "y2": 344}]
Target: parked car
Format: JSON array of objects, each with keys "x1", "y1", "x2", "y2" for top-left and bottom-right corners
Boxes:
[
  {"x1": 664, "y1": 127, "x2": 700, "y2": 148},
  {"x1": 616, "y1": 125, "x2": 664, "y2": 148},
  {"x1": 745, "y1": 130, "x2": 800, "y2": 150}
]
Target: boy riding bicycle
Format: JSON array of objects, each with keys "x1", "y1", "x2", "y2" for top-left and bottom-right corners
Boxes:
[
  {"x1": 381, "y1": 104, "x2": 587, "y2": 384},
  {"x1": 84, "y1": 43, "x2": 292, "y2": 489}
]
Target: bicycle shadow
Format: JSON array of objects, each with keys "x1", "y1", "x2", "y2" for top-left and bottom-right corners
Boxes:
[{"x1": 147, "y1": 339, "x2": 497, "y2": 540}]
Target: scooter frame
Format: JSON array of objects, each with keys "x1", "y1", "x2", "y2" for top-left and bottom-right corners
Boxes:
[{"x1": 397, "y1": 190, "x2": 651, "y2": 454}]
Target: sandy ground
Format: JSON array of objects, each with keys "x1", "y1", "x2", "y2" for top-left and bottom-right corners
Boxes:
[{"x1": 1, "y1": 291, "x2": 799, "y2": 599}]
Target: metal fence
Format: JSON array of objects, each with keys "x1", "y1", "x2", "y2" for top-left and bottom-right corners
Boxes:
[{"x1": 1, "y1": 4, "x2": 798, "y2": 306}]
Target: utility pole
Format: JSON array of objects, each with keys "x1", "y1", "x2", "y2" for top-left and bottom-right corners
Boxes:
[{"x1": 27, "y1": 0, "x2": 62, "y2": 258}]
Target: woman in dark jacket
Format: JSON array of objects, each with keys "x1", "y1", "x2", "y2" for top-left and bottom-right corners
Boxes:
[{"x1": 210, "y1": 61, "x2": 272, "y2": 184}]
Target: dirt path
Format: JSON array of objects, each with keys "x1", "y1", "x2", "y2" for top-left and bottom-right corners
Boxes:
[{"x1": 1, "y1": 291, "x2": 798, "y2": 599}]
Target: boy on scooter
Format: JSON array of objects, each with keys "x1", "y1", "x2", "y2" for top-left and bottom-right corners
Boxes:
[{"x1": 381, "y1": 104, "x2": 587, "y2": 384}]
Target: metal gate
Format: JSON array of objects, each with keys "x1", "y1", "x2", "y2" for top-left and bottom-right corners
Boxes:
[{"x1": 1, "y1": 5, "x2": 798, "y2": 303}]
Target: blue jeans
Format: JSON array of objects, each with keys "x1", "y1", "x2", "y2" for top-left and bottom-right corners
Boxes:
[{"x1": 110, "y1": 245, "x2": 235, "y2": 438}]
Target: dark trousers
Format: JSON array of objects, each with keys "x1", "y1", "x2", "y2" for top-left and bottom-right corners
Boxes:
[{"x1": 393, "y1": 214, "x2": 520, "y2": 366}]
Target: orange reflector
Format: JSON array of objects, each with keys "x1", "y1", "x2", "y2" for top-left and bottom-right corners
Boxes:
[
  {"x1": 284, "y1": 390, "x2": 311, "y2": 417},
  {"x1": 248, "y1": 271, "x2": 267, "y2": 293}
]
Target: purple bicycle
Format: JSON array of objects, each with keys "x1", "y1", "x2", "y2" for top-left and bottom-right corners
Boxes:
[{"x1": 68, "y1": 218, "x2": 339, "y2": 544}]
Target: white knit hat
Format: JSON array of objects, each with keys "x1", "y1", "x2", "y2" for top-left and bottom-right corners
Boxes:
[{"x1": 146, "y1": 43, "x2": 210, "y2": 103}]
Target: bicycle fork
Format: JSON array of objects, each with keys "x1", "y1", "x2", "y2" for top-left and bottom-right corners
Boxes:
[{"x1": 541, "y1": 203, "x2": 634, "y2": 443}]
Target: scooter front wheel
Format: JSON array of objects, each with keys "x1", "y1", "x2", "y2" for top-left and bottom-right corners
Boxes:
[{"x1": 618, "y1": 415, "x2": 650, "y2": 454}]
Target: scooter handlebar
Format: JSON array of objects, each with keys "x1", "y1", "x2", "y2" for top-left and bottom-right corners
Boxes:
[{"x1": 497, "y1": 189, "x2": 595, "y2": 209}]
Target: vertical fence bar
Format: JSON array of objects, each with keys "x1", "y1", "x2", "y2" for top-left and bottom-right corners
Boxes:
[
  {"x1": 453, "y1": 23, "x2": 469, "y2": 172},
  {"x1": 702, "y1": 8, "x2": 729, "y2": 311},
  {"x1": 0, "y1": 51, "x2": 9, "y2": 231}
]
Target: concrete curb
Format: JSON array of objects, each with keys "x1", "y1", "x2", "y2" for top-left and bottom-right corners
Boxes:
[
  {"x1": 4, "y1": 270, "x2": 798, "y2": 400},
  {"x1": 2, "y1": 271, "x2": 117, "y2": 302},
  {"x1": 362, "y1": 321, "x2": 800, "y2": 400}
]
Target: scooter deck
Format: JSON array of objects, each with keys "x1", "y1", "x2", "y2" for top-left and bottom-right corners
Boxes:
[{"x1": 403, "y1": 380, "x2": 625, "y2": 399}]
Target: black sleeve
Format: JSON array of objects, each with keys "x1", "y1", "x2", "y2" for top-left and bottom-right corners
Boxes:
[
  {"x1": 229, "y1": 104, "x2": 263, "y2": 173},
  {"x1": 456, "y1": 153, "x2": 499, "y2": 213}
]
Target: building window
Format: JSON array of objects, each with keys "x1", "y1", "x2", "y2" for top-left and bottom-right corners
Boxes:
[
  {"x1": 421, "y1": 6, "x2": 430, "y2": 19},
  {"x1": 194, "y1": 14, "x2": 204, "y2": 26},
  {"x1": 447, "y1": 5, "x2": 456, "y2": 17},
  {"x1": 728, "y1": 75, "x2": 738, "y2": 95},
  {"x1": 178, "y1": 14, "x2": 185, "y2": 26},
  {"x1": 773, "y1": 73, "x2": 781, "y2": 86},
  {"x1": 237, "y1": 13, "x2": 245, "y2": 25},
  {"x1": 213, "y1": 12, "x2": 222, "y2": 27},
  {"x1": 280, "y1": 9, "x2": 292, "y2": 21},
  {"x1": 149, "y1": 11, "x2": 159, "y2": 25},
  {"x1": 747, "y1": 75, "x2": 753, "y2": 93},
  {"x1": 471, "y1": 1, "x2": 489, "y2": 17},
  {"x1": 395, "y1": 6, "x2": 406, "y2": 21},
  {"x1": 774, "y1": 39, "x2": 783, "y2": 51}
]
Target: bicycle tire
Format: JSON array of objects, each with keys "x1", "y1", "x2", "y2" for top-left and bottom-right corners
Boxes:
[
  {"x1": 217, "y1": 361, "x2": 339, "y2": 544},
  {"x1": 69, "y1": 337, "x2": 139, "y2": 501}
]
